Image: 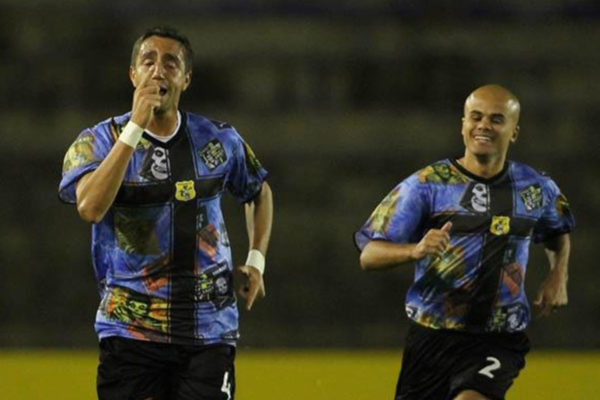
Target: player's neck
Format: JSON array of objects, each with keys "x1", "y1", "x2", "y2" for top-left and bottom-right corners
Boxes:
[
  {"x1": 147, "y1": 109, "x2": 179, "y2": 137},
  {"x1": 458, "y1": 153, "x2": 506, "y2": 179}
]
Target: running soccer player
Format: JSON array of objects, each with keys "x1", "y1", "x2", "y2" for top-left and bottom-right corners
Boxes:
[
  {"x1": 59, "y1": 26, "x2": 273, "y2": 400},
  {"x1": 355, "y1": 84, "x2": 573, "y2": 400}
]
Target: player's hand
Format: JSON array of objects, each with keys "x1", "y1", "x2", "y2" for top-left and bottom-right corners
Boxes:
[
  {"x1": 411, "y1": 222, "x2": 452, "y2": 260},
  {"x1": 236, "y1": 265, "x2": 266, "y2": 311},
  {"x1": 130, "y1": 67, "x2": 162, "y2": 128},
  {"x1": 534, "y1": 270, "x2": 568, "y2": 317}
]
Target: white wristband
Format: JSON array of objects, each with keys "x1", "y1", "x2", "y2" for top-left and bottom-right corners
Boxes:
[
  {"x1": 118, "y1": 121, "x2": 144, "y2": 148},
  {"x1": 245, "y1": 249, "x2": 265, "y2": 275}
]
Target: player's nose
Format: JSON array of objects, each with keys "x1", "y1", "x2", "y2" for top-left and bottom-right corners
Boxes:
[
  {"x1": 152, "y1": 62, "x2": 166, "y2": 78},
  {"x1": 476, "y1": 117, "x2": 492, "y2": 130}
]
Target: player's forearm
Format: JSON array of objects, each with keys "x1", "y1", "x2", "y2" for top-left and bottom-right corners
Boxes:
[
  {"x1": 76, "y1": 141, "x2": 135, "y2": 223},
  {"x1": 544, "y1": 233, "x2": 570, "y2": 280},
  {"x1": 245, "y1": 182, "x2": 273, "y2": 255},
  {"x1": 360, "y1": 240, "x2": 417, "y2": 270}
]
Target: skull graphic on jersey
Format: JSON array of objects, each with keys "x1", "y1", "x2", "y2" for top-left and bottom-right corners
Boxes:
[
  {"x1": 141, "y1": 146, "x2": 170, "y2": 181},
  {"x1": 460, "y1": 182, "x2": 490, "y2": 213}
]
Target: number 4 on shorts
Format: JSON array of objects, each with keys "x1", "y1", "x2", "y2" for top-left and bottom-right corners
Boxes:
[
  {"x1": 221, "y1": 371, "x2": 232, "y2": 400},
  {"x1": 478, "y1": 356, "x2": 501, "y2": 379}
]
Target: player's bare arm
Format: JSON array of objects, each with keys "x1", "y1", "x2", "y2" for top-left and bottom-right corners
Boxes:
[
  {"x1": 535, "y1": 233, "x2": 570, "y2": 317},
  {"x1": 238, "y1": 181, "x2": 273, "y2": 310},
  {"x1": 76, "y1": 69, "x2": 161, "y2": 223},
  {"x1": 360, "y1": 222, "x2": 452, "y2": 270}
]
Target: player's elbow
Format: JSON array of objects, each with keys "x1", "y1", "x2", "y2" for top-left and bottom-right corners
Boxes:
[
  {"x1": 359, "y1": 250, "x2": 377, "y2": 271},
  {"x1": 77, "y1": 200, "x2": 105, "y2": 224}
]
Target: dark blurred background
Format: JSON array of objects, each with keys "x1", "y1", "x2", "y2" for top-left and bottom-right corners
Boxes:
[{"x1": 0, "y1": 1, "x2": 598, "y2": 349}]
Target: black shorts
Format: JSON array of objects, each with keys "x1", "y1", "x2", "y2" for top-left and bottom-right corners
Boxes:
[
  {"x1": 395, "y1": 323, "x2": 530, "y2": 400},
  {"x1": 97, "y1": 336, "x2": 236, "y2": 400}
]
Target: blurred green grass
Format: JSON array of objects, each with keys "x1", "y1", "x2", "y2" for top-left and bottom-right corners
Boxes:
[{"x1": 0, "y1": 349, "x2": 597, "y2": 399}]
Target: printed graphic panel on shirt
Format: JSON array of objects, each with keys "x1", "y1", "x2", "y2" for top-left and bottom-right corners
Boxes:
[
  {"x1": 141, "y1": 146, "x2": 171, "y2": 181},
  {"x1": 419, "y1": 162, "x2": 469, "y2": 184},
  {"x1": 519, "y1": 184, "x2": 542, "y2": 211},
  {"x1": 63, "y1": 133, "x2": 96, "y2": 173},
  {"x1": 368, "y1": 186, "x2": 401, "y2": 234},
  {"x1": 100, "y1": 286, "x2": 169, "y2": 335},
  {"x1": 487, "y1": 303, "x2": 528, "y2": 332},
  {"x1": 194, "y1": 262, "x2": 235, "y2": 310},
  {"x1": 243, "y1": 141, "x2": 262, "y2": 173},
  {"x1": 199, "y1": 139, "x2": 227, "y2": 170},
  {"x1": 556, "y1": 193, "x2": 571, "y2": 216},
  {"x1": 114, "y1": 208, "x2": 161, "y2": 255},
  {"x1": 460, "y1": 182, "x2": 491, "y2": 213}
]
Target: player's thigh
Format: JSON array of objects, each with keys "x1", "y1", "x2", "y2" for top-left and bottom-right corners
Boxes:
[
  {"x1": 453, "y1": 389, "x2": 491, "y2": 400},
  {"x1": 97, "y1": 337, "x2": 171, "y2": 400},
  {"x1": 394, "y1": 324, "x2": 454, "y2": 399},
  {"x1": 174, "y1": 344, "x2": 236, "y2": 400}
]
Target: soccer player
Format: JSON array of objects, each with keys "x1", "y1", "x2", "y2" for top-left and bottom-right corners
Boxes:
[
  {"x1": 59, "y1": 27, "x2": 273, "y2": 400},
  {"x1": 354, "y1": 84, "x2": 573, "y2": 400}
]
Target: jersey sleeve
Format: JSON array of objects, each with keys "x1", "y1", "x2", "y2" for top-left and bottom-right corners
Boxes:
[
  {"x1": 58, "y1": 126, "x2": 113, "y2": 204},
  {"x1": 354, "y1": 174, "x2": 429, "y2": 251},
  {"x1": 532, "y1": 177, "x2": 574, "y2": 243},
  {"x1": 226, "y1": 130, "x2": 268, "y2": 203}
]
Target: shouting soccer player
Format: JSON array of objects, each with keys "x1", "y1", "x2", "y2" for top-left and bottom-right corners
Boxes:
[
  {"x1": 355, "y1": 84, "x2": 573, "y2": 400},
  {"x1": 59, "y1": 27, "x2": 273, "y2": 400}
]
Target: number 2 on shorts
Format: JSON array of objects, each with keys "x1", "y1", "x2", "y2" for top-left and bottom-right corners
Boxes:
[
  {"x1": 221, "y1": 371, "x2": 231, "y2": 400},
  {"x1": 478, "y1": 356, "x2": 501, "y2": 378}
]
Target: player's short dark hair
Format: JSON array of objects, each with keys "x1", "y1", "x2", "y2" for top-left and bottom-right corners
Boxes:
[{"x1": 131, "y1": 26, "x2": 193, "y2": 72}]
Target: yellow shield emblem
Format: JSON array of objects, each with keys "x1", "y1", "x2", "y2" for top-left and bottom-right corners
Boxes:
[
  {"x1": 175, "y1": 180, "x2": 196, "y2": 202},
  {"x1": 490, "y1": 216, "x2": 510, "y2": 236}
]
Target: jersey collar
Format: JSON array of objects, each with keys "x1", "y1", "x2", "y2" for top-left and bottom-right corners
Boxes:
[
  {"x1": 450, "y1": 157, "x2": 510, "y2": 185},
  {"x1": 142, "y1": 111, "x2": 187, "y2": 148}
]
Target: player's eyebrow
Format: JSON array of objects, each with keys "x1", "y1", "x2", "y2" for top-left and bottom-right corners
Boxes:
[
  {"x1": 139, "y1": 50, "x2": 157, "y2": 60},
  {"x1": 469, "y1": 110, "x2": 505, "y2": 120},
  {"x1": 162, "y1": 53, "x2": 182, "y2": 65}
]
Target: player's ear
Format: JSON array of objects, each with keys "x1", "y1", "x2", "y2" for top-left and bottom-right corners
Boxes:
[
  {"x1": 511, "y1": 125, "x2": 520, "y2": 143},
  {"x1": 129, "y1": 66, "x2": 137, "y2": 88},
  {"x1": 182, "y1": 70, "x2": 192, "y2": 92}
]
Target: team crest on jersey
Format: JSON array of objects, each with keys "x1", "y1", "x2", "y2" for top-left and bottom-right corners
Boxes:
[
  {"x1": 175, "y1": 180, "x2": 196, "y2": 202},
  {"x1": 519, "y1": 184, "x2": 542, "y2": 211},
  {"x1": 199, "y1": 139, "x2": 227, "y2": 170},
  {"x1": 490, "y1": 216, "x2": 510, "y2": 236},
  {"x1": 460, "y1": 182, "x2": 490, "y2": 213}
]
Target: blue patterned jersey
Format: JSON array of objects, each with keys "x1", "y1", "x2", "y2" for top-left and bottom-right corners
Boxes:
[
  {"x1": 59, "y1": 112, "x2": 268, "y2": 345},
  {"x1": 355, "y1": 159, "x2": 574, "y2": 333}
]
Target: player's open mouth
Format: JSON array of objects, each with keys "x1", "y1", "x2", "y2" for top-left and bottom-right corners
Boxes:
[{"x1": 159, "y1": 86, "x2": 168, "y2": 96}]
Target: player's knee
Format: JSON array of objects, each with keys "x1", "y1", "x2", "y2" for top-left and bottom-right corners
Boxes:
[{"x1": 453, "y1": 389, "x2": 491, "y2": 400}]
